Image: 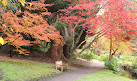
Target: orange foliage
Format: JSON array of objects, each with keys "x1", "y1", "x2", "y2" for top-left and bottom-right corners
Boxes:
[{"x1": 0, "y1": 0, "x2": 65, "y2": 54}]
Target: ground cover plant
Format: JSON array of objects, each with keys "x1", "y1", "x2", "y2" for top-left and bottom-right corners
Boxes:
[
  {"x1": 75, "y1": 69, "x2": 134, "y2": 81},
  {"x1": 105, "y1": 56, "x2": 137, "y2": 79},
  {"x1": 0, "y1": 57, "x2": 61, "y2": 81}
]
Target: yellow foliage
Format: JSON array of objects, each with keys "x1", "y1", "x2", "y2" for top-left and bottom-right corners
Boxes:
[
  {"x1": 10, "y1": 27, "x2": 13, "y2": 32},
  {"x1": 98, "y1": 36, "x2": 132, "y2": 56},
  {"x1": 19, "y1": 9, "x2": 21, "y2": 13},
  {"x1": 28, "y1": 3, "x2": 32, "y2": 7},
  {"x1": 0, "y1": 37, "x2": 4, "y2": 45},
  {"x1": 2, "y1": 0, "x2": 7, "y2": 6},
  {"x1": 19, "y1": 0, "x2": 26, "y2": 6},
  {"x1": 18, "y1": 50, "x2": 24, "y2": 54},
  {"x1": 116, "y1": 41, "x2": 132, "y2": 56},
  {"x1": 2, "y1": 24, "x2": 6, "y2": 29}
]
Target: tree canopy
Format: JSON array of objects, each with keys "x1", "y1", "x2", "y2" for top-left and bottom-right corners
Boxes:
[{"x1": 0, "y1": 0, "x2": 64, "y2": 54}]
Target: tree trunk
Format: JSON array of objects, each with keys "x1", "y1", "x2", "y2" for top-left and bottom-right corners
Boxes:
[
  {"x1": 109, "y1": 34, "x2": 113, "y2": 61},
  {"x1": 63, "y1": 45, "x2": 71, "y2": 58},
  {"x1": 76, "y1": 30, "x2": 87, "y2": 49},
  {"x1": 47, "y1": 41, "x2": 63, "y2": 61}
]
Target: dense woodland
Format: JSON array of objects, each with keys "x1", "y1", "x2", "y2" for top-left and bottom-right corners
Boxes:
[{"x1": 0, "y1": 0, "x2": 137, "y2": 61}]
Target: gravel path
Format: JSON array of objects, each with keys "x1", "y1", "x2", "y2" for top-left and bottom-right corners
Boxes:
[{"x1": 41, "y1": 60, "x2": 105, "y2": 81}]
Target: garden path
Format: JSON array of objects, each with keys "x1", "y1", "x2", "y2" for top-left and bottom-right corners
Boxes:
[{"x1": 41, "y1": 60, "x2": 105, "y2": 81}]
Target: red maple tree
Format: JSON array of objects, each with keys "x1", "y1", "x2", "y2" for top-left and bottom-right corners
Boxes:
[
  {"x1": 97, "y1": 0, "x2": 137, "y2": 40},
  {"x1": 59, "y1": 0, "x2": 137, "y2": 56}
]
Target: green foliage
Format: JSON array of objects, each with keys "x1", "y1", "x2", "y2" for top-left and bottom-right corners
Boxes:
[
  {"x1": 33, "y1": 41, "x2": 51, "y2": 53},
  {"x1": 0, "y1": 0, "x2": 21, "y2": 11},
  {"x1": 104, "y1": 56, "x2": 137, "y2": 79},
  {"x1": 24, "y1": 41, "x2": 51, "y2": 53},
  {"x1": 55, "y1": 21, "x2": 64, "y2": 29},
  {"x1": 76, "y1": 70, "x2": 134, "y2": 81},
  {"x1": 0, "y1": 59, "x2": 61, "y2": 81},
  {"x1": 131, "y1": 69, "x2": 137, "y2": 74},
  {"x1": 79, "y1": 50, "x2": 137, "y2": 76},
  {"x1": 97, "y1": 54, "x2": 109, "y2": 61},
  {"x1": 79, "y1": 51, "x2": 98, "y2": 61},
  {"x1": 77, "y1": 50, "x2": 137, "y2": 79},
  {"x1": 45, "y1": 0, "x2": 69, "y2": 9},
  {"x1": 105, "y1": 58, "x2": 120, "y2": 72},
  {"x1": 70, "y1": 61, "x2": 85, "y2": 66},
  {"x1": 79, "y1": 50, "x2": 109, "y2": 61},
  {"x1": 133, "y1": 58, "x2": 137, "y2": 68}
]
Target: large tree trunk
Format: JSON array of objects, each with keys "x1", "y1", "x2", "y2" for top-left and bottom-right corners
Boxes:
[
  {"x1": 47, "y1": 41, "x2": 63, "y2": 61},
  {"x1": 48, "y1": 28, "x2": 87, "y2": 60}
]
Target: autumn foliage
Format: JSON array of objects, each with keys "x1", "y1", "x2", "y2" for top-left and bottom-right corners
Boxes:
[
  {"x1": 61, "y1": 0, "x2": 137, "y2": 39},
  {"x1": 59, "y1": 0, "x2": 99, "y2": 34},
  {"x1": 59, "y1": 0, "x2": 137, "y2": 56},
  {"x1": 97, "y1": 0, "x2": 137, "y2": 40},
  {"x1": 0, "y1": 0, "x2": 137, "y2": 58},
  {"x1": 95, "y1": 0, "x2": 137, "y2": 56},
  {"x1": 0, "y1": 0, "x2": 64, "y2": 54}
]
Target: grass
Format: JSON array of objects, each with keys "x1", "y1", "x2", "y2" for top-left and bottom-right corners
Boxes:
[
  {"x1": 76, "y1": 69, "x2": 135, "y2": 81},
  {"x1": 71, "y1": 61, "x2": 85, "y2": 66},
  {"x1": 0, "y1": 58, "x2": 61, "y2": 81}
]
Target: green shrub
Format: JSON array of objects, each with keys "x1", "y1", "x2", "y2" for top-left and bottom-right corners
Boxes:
[
  {"x1": 80, "y1": 51, "x2": 92, "y2": 61},
  {"x1": 79, "y1": 51, "x2": 110, "y2": 61},
  {"x1": 105, "y1": 58, "x2": 120, "y2": 72},
  {"x1": 97, "y1": 54, "x2": 109, "y2": 61},
  {"x1": 79, "y1": 51, "x2": 99, "y2": 61},
  {"x1": 133, "y1": 58, "x2": 137, "y2": 68},
  {"x1": 131, "y1": 69, "x2": 137, "y2": 74},
  {"x1": 120, "y1": 70, "x2": 132, "y2": 78}
]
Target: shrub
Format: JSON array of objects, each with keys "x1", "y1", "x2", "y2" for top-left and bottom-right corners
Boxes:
[
  {"x1": 97, "y1": 54, "x2": 109, "y2": 61},
  {"x1": 79, "y1": 51, "x2": 110, "y2": 61},
  {"x1": 105, "y1": 58, "x2": 120, "y2": 72},
  {"x1": 80, "y1": 51, "x2": 92, "y2": 61},
  {"x1": 79, "y1": 51, "x2": 99, "y2": 61}
]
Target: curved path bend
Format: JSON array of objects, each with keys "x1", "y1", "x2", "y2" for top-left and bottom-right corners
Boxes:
[{"x1": 41, "y1": 60, "x2": 104, "y2": 81}]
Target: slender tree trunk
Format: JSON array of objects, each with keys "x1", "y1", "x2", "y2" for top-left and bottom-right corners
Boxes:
[{"x1": 109, "y1": 33, "x2": 113, "y2": 61}]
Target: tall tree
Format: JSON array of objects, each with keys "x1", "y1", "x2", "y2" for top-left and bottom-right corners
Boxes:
[
  {"x1": 0, "y1": 0, "x2": 64, "y2": 56},
  {"x1": 58, "y1": 0, "x2": 137, "y2": 59},
  {"x1": 96, "y1": 0, "x2": 137, "y2": 60},
  {"x1": 57, "y1": 0, "x2": 104, "y2": 58}
]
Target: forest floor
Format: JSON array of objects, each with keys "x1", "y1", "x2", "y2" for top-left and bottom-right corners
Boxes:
[{"x1": 41, "y1": 59, "x2": 105, "y2": 81}]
